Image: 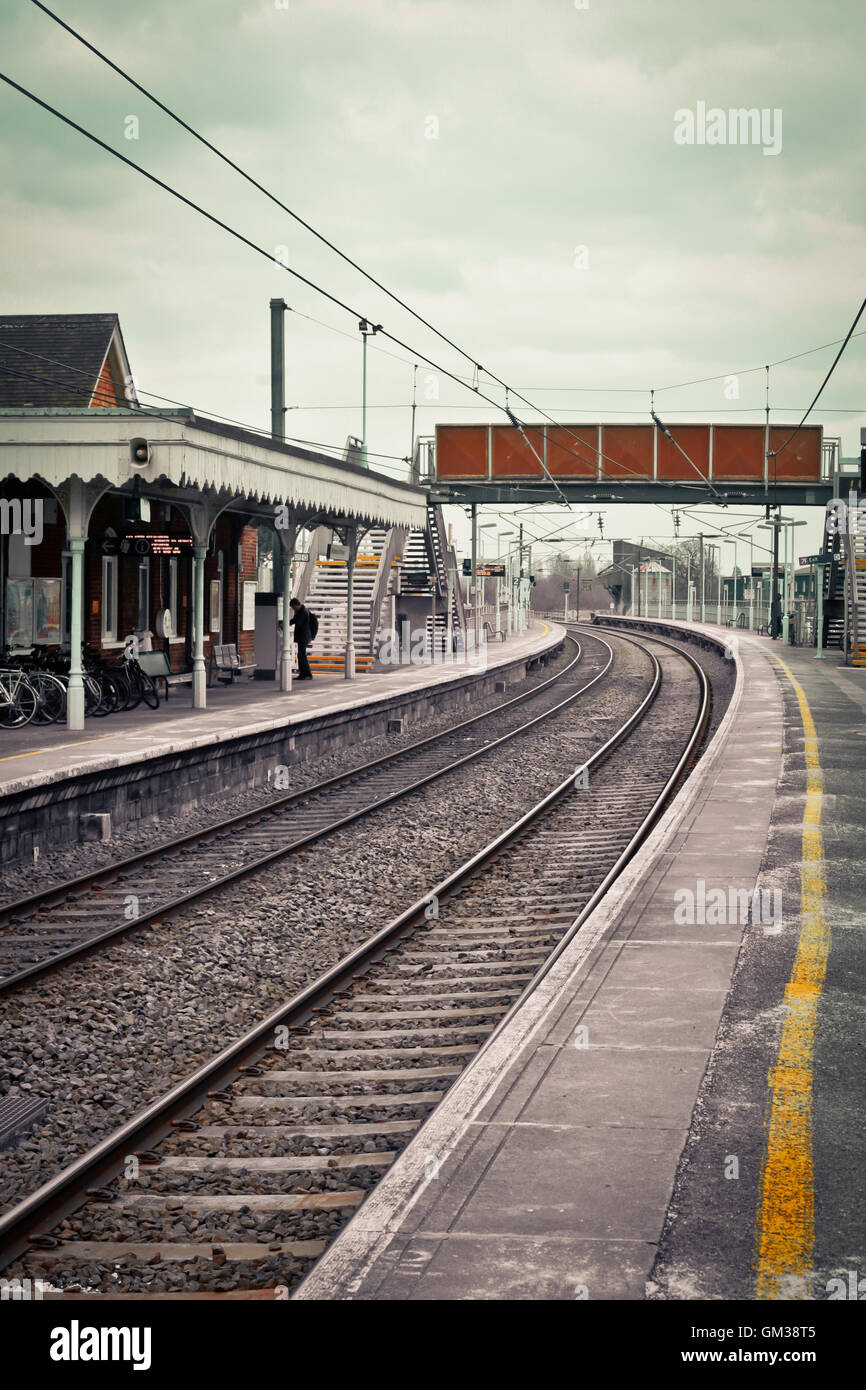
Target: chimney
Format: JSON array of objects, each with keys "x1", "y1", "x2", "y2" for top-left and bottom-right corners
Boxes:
[{"x1": 270, "y1": 298, "x2": 287, "y2": 441}]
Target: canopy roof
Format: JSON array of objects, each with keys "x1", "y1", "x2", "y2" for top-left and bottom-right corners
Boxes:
[{"x1": 0, "y1": 408, "x2": 428, "y2": 530}]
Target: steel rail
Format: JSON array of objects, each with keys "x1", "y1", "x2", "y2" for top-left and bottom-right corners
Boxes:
[
  {"x1": 0, "y1": 634, "x2": 574, "y2": 924},
  {"x1": 466, "y1": 622, "x2": 712, "y2": 1047},
  {"x1": 0, "y1": 626, "x2": 670, "y2": 1270},
  {"x1": 0, "y1": 634, "x2": 614, "y2": 992}
]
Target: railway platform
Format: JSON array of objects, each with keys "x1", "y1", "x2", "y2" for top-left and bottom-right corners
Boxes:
[
  {"x1": 0, "y1": 622, "x2": 563, "y2": 861},
  {"x1": 295, "y1": 621, "x2": 866, "y2": 1302}
]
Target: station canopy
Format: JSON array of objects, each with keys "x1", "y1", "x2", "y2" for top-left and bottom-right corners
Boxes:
[
  {"x1": 0, "y1": 407, "x2": 428, "y2": 532},
  {"x1": 431, "y1": 422, "x2": 832, "y2": 506}
]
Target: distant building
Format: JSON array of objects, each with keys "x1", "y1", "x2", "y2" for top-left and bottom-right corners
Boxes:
[
  {"x1": 0, "y1": 313, "x2": 424, "y2": 723},
  {"x1": 596, "y1": 539, "x2": 675, "y2": 613}
]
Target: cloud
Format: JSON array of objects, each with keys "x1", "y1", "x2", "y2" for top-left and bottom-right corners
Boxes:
[{"x1": 0, "y1": 0, "x2": 862, "y2": 537}]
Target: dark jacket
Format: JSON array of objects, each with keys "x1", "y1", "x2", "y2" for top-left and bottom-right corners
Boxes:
[{"x1": 289, "y1": 604, "x2": 312, "y2": 645}]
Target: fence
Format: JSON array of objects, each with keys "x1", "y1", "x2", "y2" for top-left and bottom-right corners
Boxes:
[{"x1": 540, "y1": 596, "x2": 817, "y2": 645}]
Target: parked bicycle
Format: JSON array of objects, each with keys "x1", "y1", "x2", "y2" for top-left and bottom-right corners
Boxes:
[
  {"x1": 0, "y1": 642, "x2": 164, "y2": 726},
  {"x1": 0, "y1": 663, "x2": 39, "y2": 727}
]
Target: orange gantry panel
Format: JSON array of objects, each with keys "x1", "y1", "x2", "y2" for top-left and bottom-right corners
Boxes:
[
  {"x1": 546, "y1": 425, "x2": 598, "y2": 476},
  {"x1": 712, "y1": 426, "x2": 767, "y2": 480},
  {"x1": 435, "y1": 422, "x2": 823, "y2": 485},
  {"x1": 491, "y1": 424, "x2": 544, "y2": 477},
  {"x1": 435, "y1": 425, "x2": 488, "y2": 478},
  {"x1": 767, "y1": 425, "x2": 822, "y2": 481},
  {"x1": 657, "y1": 425, "x2": 711, "y2": 481},
  {"x1": 712, "y1": 425, "x2": 822, "y2": 481},
  {"x1": 600, "y1": 425, "x2": 653, "y2": 479}
]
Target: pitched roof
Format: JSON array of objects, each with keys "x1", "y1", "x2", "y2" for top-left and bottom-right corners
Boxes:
[{"x1": 0, "y1": 313, "x2": 132, "y2": 408}]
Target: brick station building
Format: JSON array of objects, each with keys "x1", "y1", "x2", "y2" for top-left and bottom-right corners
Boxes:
[{"x1": 0, "y1": 313, "x2": 426, "y2": 724}]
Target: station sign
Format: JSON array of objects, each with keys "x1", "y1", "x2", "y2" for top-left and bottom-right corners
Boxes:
[
  {"x1": 293, "y1": 551, "x2": 310, "y2": 562},
  {"x1": 562, "y1": 581, "x2": 570, "y2": 592},
  {"x1": 799, "y1": 553, "x2": 832, "y2": 566},
  {"x1": 124, "y1": 533, "x2": 194, "y2": 556},
  {"x1": 461, "y1": 560, "x2": 506, "y2": 576}
]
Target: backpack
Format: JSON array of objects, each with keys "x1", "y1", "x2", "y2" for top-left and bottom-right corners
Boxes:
[{"x1": 308, "y1": 610, "x2": 319, "y2": 641}]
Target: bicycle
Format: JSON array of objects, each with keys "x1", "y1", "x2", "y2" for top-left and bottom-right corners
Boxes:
[
  {"x1": 122, "y1": 652, "x2": 160, "y2": 710},
  {"x1": 2, "y1": 647, "x2": 68, "y2": 724},
  {"x1": 0, "y1": 665, "x2": 38, "y2": 727},
  {"x1": 42, "y1": 648, "x2": 105, "y2": 718}
]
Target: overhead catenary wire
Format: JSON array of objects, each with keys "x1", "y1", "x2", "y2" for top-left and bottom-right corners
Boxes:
[
  {"x1": 28, "y1": 0, "x2": 494, "y2": 388},
  {"x1": 0, "y1": 355, "x2": 413, "y2": 471},
  {"x1": 24, "y1": 0, "x2": 668, "y2": 503},
  {"x1": 22, "y1": 2, "x2": 580, "y2": 504},
  {"x1": 12, "y1": 16, "x2": 861, "y2": 502},
  {"x1": 14, "y1": 0, "x2": 866, "y2": 495},
  {"x1": 463, "y1": 329, "x2": 866, "y2": 395},
  {"x1": 769, "y1": 296, "x2": 866, "y2": 460},
  {"x1": 0, "y1": 68, "x2": 588, "y2": 504}
]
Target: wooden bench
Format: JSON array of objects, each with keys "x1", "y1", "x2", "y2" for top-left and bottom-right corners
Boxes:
[
  {"x1": 137, "y1": 649, "x2": 193, "y2": 702},
  {"x1": 208, "y1": 643, "x2": 257, "y2": 685}
]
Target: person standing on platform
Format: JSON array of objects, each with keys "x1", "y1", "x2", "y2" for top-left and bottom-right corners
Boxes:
[{"x1": 288, "y1": 597, "x2": 313, "y2": 680}]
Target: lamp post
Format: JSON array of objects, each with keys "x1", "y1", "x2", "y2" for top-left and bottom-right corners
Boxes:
[
  {"x1": 759, "y1": 517, "x2": 806, "y2": 643},
  {"x1": 722, "y1": 538, "x2": 738, "y2": 624},
  {"x1": 499, "y1": 529, "x2": 516, "y2": 634},
  {"x1": 700, "y1": 536, "x2": 706, "y2": 622},
  {"x1": 737, "y1": 533, "x2": 755, "y2": 631},
  {"x1": 706, "y1": 542, "x2": 722, "y2": 625},
  {"x1": 358, "y1": 319, "x2": 378, "y2": 468},
  {"x1": 480, "y1": 522, "x2": 497, "y2": 628}
]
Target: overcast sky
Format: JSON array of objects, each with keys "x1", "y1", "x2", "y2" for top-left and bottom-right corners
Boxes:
[{"x1": 1, "y1": 0, "x2": 863, "y2": 565}]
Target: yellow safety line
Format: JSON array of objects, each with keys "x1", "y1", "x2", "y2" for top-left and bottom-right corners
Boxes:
[
  {"x1": 0, "y1": 734, "x2": 118, "y2": 763},
  {"x1": 754, "y1": 657, "x2": 829, "y2": 1300}
]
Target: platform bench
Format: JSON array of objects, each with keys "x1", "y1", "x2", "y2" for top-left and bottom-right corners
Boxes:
[
  {"x1": 209, "y1": 643, "x2": 257, "y2": 685},
  {"x1": 137, "y1": 649, "x2": 193, "y2": 702}
]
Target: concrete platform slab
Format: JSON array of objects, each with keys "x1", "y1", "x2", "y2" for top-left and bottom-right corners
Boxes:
[
  {"x1": 0, "y1": 622, "x2": 563, "y2": 797},
  {"x1": 290, "y1": 619, "x2": 866, "y2": 1301}
]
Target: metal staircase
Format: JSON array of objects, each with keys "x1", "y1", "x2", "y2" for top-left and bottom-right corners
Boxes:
[
  {"x1": 846, "y1": 531, "x2": 866, "y2": 666},
  {"x1": 399, "y1": 504, "x2": 466, "y2": 638},
  {"x1": 823, "y1": 554, "x2": 846, "y2": 650},
  {"x1": 303, "y1": 529, "x2": 385, "y2": 673}
]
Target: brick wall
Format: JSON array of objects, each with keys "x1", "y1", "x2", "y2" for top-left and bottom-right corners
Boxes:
[
  {"x1": 90, "y1": 359, "x2": 121, "y2": 407},
  {"x1": 237, "y1": 524, "x2": 258, "y2": 663}
]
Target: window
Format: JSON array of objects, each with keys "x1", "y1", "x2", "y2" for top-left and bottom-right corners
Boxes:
[
  {"x1": 101, "y1": 555, "x2": 118, "y2": 642},
  {"x1": 168, "y1": 557, "x2": 178, "y2": 639},
  {"x1": 137, "y1": 557, "x2": 150, "y2": 631}
]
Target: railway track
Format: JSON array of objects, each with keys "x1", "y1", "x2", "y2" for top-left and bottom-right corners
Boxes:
[
  {"x1": 0, "y1": 627, "x2": 713, "y2": 1296},
  {"x1": 0, "y1": 632, "x2": 614, "y2": 991}
]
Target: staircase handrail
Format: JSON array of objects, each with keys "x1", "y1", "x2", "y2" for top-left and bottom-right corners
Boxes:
[
  {"x1": 844, "y1": 531, "x2": 855, "y2": 664},
  {"x1": 292, "y1": 525, "x2": 330, "y2": 604},
  {"x1": 429, "y1": 503, "x2": 467, "y2": 633},
  {"x1": 369, "y1": 526, "x2": 406, "y2": 640}
]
